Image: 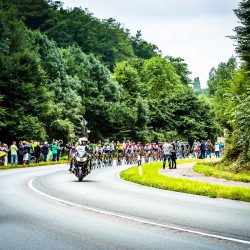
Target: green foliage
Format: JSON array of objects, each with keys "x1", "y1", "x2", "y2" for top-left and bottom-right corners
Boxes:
[
  {"x1": 228, "y1": 70, "x2": 250, "y2": 162},
  {"x1": 120, "y1": 161, "x2": 250, "y2": 202},
  {"x1": 131, "y1": 30, "x2": 160, "y2": 59},
  {"x1": 0, "y1": 7, "x2": 51, "y2": 142},
  {"x1": 49, "y1": 119, "x2": 74, "y2": 142},
  {"x1": 166, "y1": 56, "x2": 192, "y2": 85},
  {"x1": 231, "y1": 0, "x2": 250, "y2": 71},
  {"x1": 207, "y1": 54, "x2": 250, "y2": 165},
  {"x1": 0, "y1": 0, "x2": 220, "y2": 145},
  {"x1": 208, "y1": 57, "x2": 237, "y2": 97},
  {"x1": 113, "y1": 57, "x2": 219, "y2": 142}
]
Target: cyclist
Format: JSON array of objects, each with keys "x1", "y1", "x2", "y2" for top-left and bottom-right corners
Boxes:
[
  {"x1": 116, "y1": 141, "x2": 123, "y2": 165},
  {"x1": 109, "y1": 142, "x2": 115, "y2": 165},
  {"x1": 144, "y1": 143, "x2": 151, "y2": 163},
  {"x1": 103, "y1": 143, "x2": 110, "y2": 166},
  {"x1": 96, "y1": 143, "x2": 103, "y2": 167}
]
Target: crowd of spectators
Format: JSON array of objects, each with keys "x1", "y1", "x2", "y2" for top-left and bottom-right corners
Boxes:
[
  {"x1": 0, "y1": 138, "x2": 225, "y2": 166},
  {"x1": 0, "y1": 139, "x2": 64, "y2": 166}
]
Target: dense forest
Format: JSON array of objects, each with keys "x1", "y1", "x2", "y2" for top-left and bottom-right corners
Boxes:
[{"x1": 0, "y1": 0, "x2": 249, "y2": 166}]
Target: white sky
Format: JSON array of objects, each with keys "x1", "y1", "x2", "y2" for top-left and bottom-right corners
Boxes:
[{"x1": 62, "y1": 0, "x2": 239, "y2": 88}]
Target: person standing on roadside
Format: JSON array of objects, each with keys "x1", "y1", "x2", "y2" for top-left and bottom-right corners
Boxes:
[
  {"x1": 22, "y1": 141, "x2": 29, "y2": 165},
  {"x1": 57, "y1": 140, "x2": 63, "y2": 161},
  {"x1": 41, "y1": 141, "x2": 49, "y2": 162},
  {"x1": 214, "y1": 142, "x2": 220, "y2": 158},
  {"x1": 34, "y1": 142, "x2": 41, "y2": 163},
  {"x1": 205, "y1": 139, "x2": 213, "y2": 158},
  {"x1": 219, "y1": 142, "x2": 224, "y2": 157},
  {"x1": 162, "y1": 139, "x2": 173, "y2": 169},
  {"x1": 18, "y1": 141, "x2": 24, "y2": 165},
  {"x1": 26, "y1": 142, "x2": 32, "y2": 165},
  {"x1": 200, "y1": 140, "x2": 206, "y2": 159},
  {"x1": 51, "y1": 142, "x2": 59, "y2": 161},
  {"x1": 170, "y1": 143, "x2": 177, "y2": 169},
  {"x1": 1, "y1": 144, "x2": 9, "y2": 166},
  {"x1": 10, "y1": 141, "x2": 18, "y2": 166}
]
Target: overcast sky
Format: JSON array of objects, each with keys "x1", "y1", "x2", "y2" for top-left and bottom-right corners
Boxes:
[{"x1": 62, "y1": 0, "x2": 240, "y2": 88}]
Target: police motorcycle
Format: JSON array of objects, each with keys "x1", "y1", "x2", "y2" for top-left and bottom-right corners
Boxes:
[{"x1": 70, "y1": 137, "x2": 92, "y2": 182}]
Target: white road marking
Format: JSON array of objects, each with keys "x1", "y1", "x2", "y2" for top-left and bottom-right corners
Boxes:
[{"x1": 28, "y1": 172, "x2": 250, "y2": 246}]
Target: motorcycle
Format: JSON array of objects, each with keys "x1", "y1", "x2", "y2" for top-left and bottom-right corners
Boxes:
[{"x1": 70, "y1": 150, "x2": 91, "y2": 182}]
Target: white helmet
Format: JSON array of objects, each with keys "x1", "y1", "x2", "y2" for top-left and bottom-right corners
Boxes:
[{"x1": 78, "y1": 137, "x2": 88, "y2": 144}]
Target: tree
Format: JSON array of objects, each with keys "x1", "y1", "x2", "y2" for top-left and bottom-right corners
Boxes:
[
  {"x1": 231, "y1": 0, "x2": 250, "y2": 71},
  {"x1": 166, "y1": 56, "x2": 192, "y2": 85},
  {"x1": 131, "y1": 30, "x2": 160, "y2": 59},
  {"x1": 7, "y1": 0, "x2": 58, "y2": 30},
  {"x1": 0, "y1": 7, "x2": 52, "y2": 142},
  {"x1": 207, "y1": 57, "x2": 238, "y2": 129}
]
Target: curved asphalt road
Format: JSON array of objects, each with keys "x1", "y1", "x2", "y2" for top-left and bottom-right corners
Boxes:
[{"x1": 0, "y1": 164, "x2": 250, "y2": 250}]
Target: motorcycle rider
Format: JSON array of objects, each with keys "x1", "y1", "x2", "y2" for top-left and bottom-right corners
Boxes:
[{"x1": 69, "y1": 137, "x2": 89, "y2": 172}]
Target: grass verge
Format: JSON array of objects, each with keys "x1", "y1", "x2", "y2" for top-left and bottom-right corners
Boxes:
[
  {"x1": 120, "y1": 160, "x2": 250, "y2": 202},
  {"x1": 0, "y1": 160, "x2": 68, "y2": 170},
  {"x1": 193, "y1": 161, "x2": 250, "y2": 183}
]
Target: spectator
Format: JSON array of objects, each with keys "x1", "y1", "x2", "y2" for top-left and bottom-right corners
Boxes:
[
  {"x1": 170, "y1": 143, "x2": 177, "y2": 169},
  {"x1": 51, "y1": 142, "x2": 58, "y2": 161},
  {"x1": 26, "y1": 142, "x2": 33, "y2": 164},
  {"x1": 22, "y1": 141, "x2": 30, "y2": 165},
  {"x1": 0, "y1": 143, "x2": 9, "y2": 166},
  {"x1": 200, "y1": 140, "x2": 206, "y2": 159},
  {"x1": 219, "y1": 142, "x2": 224, "y2": 157},
  {"x1": 18, "y1": 141, "x2": 24, "y2": 165},
  {"x1": 34, "y1": 142, "x2": 41, "y2": 163},
  {"x1": 214, "y1": 142, "x2": 220, "y2": 158},
  {"x1": 10, "y1": 141, "x2": 18, "y2": 166},
  {"x1": 162, "y1": 139, "x2": 173, "y2": 169},
  {"x1": 57, "y1": 140, "x2": 63, "y2": 161},
  {"x1": 205, "y1": 140, "x2": 213, "y2": 158},
  {"x1": 41, "y1": 141, "x2": 49, "y2": 162}
]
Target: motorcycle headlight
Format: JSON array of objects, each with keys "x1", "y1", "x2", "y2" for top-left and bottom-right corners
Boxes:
[
  {"x1": 82, "y1": 157, "x2": 88, "y2": 162},
  {"x1": 76, "y1": 156, "x2": 88, "y2": 162}
]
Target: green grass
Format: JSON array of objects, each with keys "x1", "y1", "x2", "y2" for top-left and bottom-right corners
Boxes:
[
  {"x1": 193, "y1": 162, "x2": 250, "y2": 183},
  {"x1": 120, "y1": 160, "x2": 250, "y2": 202},
  {"x1": 0, "y1": 160, "x2": 68, "y2": 170}
]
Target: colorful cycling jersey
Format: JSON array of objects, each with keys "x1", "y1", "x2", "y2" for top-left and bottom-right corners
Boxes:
[
  {"x1": 116, "y1": 144, "x2": 123, "y2": 151},
  {"x1": 126, "y1": 147, "x2": 132, "y2": 153},
  {"x1": 97, "y1": 148, "x2": 103, "y2": 155},
  {"x1": 144, "y1": 145, "x2": 151, "y2": 152}
]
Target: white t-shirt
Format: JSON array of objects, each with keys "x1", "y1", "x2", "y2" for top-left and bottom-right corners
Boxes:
[{"x1": 214, "y1": 144, "x2": 220, "y2": 151}]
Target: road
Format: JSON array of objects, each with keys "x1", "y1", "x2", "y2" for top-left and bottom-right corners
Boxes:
[{"x1": 0, "y1": 164, "x2": 250, "y2": 250}]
